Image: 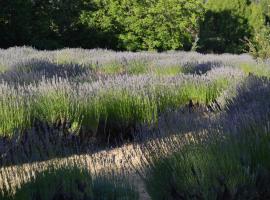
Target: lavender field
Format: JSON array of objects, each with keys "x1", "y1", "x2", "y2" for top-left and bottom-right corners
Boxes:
[{"x1": 1, "y1": 47, "x2": 270, "y2": 200}]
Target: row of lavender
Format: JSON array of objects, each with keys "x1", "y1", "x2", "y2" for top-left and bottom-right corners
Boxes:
[
  {"x1": 1, "y1": 47, "x2": 270, "y2": 199},
  {"x1": 0, "y1": 47, "x2": 254, "y2": 136},
  {"x1": 138, "y1": 75, "x2": 270, "y2": 199},
  {"x1": 0, "y1": 46, "x2": 262, "y2": 86},
  {"x1": 0, "y1": 47, "x2": 256, "y2": 70},
  {"x1": 0, "y1": 68, "x2": 243, "y2": 139},
  {"x1": 1, "y1": 74, "x2": 270, "y2": 200}
]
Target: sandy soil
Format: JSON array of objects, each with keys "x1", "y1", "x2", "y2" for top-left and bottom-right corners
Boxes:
[{"x1": 0, "y1": 143, "x2": 151, "y2": 199}]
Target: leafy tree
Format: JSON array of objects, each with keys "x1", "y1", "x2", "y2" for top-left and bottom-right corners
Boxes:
[
  {"x1": 0, "y1": 0, "x2": 268, "y2": 54},
  {"x1": 199, "y1": 10, "x2": 251, "y2": 53},
  {"x1": 247, "y1": 25, "x2": 270, "y2": 59},
  {"x1": 30, "y1": 0, "x2": 95, "y2": 49},
  {"x1": 0, "y1": 0, "x2": 108, "y2": 49},
  {"x1": 0, "y1": 0, "x2": 33, "y2": 48},
  {"x1": 81, "y1": 0, "x2": 204, "y2": 51},
  {"x1": 256, "y1": 0, "x2": 270, "y2": 23},
  {"x1": 199, "y1": 0, "x2": 266, "y2": 54},
  {"x1": 79, "y1": 0, "x2": 122, "y2": 49}
]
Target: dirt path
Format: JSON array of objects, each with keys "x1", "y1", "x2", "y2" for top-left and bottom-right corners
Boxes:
[{"x1": 0, "y1": 143, "x2": 151, "y2": 200}]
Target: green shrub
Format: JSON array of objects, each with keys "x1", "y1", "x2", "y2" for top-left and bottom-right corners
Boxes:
[
  {"x1": 199, "y1": 0, "x2": 266, "y2": 54},
  {"x1": 246, "y1": 26, "x2": 270, "y2": 59},
  {"x1": 81, "y1": 0, "x2": 204, "y2": 51}
]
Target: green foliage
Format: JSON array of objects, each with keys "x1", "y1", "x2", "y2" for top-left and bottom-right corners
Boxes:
[
  {"x1": 0, "y1": 0, "x2": 204, "y2": 51},
  {"x1": 0, "y1": 0, "x2": 33, "y2": 47},
  {"x1": 0, "y1": 73, "x2": 233, "y2": 140},
  {"x1": 0, "y1": 0, "x2": 118, "y2": 49},
  {"x1": 0, "y1": 87, "x2": 31, "y2": 136},
  {"x1": 257, "y1": 0, "x2": 270, "y2": 23},
  {"x1": 97, "y1": 60, "x2": 149, "y2": 75},
  {"x1": 240, "y1": 63, "x2": 270, "y2": 77},
  {"x1": 153, "y1": 66, "x2": 183, "y2": 76},
  {"x1": 98, "y1": 63, "x2": 125, "y2": 75},
  {"x1": 0, "y1": 65, "x2": 8, "y2": 73},
  {"x1": 199, "y1": 0, "x2": 259, "y2": 53},
  {"x1": 246, "y1": 25, "x2": 270, "y2": 59},
  {"x1": 1, "y1": 0, "x2": 269, "y2": 54},
  {"x1": 82, "y1": 0, "x2": 204, "y2": 51},
  {"x1": 199, "y1": 10, "x2": 251, "y2": 53}
]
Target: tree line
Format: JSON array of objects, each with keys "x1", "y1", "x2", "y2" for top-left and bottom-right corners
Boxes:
[{"x1": 0, "y1": 0, "x2": 270, "y2": 56}]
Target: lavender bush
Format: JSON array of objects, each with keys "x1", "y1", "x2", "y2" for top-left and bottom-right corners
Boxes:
[
  {"x1": 139, "y1": 76, "x2": 270, "y2": 200},
  {"x1": 2, "y1": 47, "x2": 265, "y2": 145},
  {"x1": 0, "y1": 67, "x2": 243, "y2": 140}
]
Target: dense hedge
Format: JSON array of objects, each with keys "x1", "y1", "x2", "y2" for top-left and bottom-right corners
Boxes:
[{"x1": 0, "y1": 0, "x2": 269, "y2": 54}]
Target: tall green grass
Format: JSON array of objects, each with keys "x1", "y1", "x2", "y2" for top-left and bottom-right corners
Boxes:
[
  {"x1": 0, "y1": 86, "x2": 31, "y2": 136},
  {"x1": 0, "y1": 72, "x2": 237, "y2": 139}
]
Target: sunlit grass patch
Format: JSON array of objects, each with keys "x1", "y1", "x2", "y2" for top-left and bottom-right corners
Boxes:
[
  {"x1": 97, "y1": 60, "x2": 149, "y2": 75},
  {"x1": 0, "y1": 65, "x2": 8, "y2": 73},
  {"x1": 153, "y1": 65, "x2": 183, "y2": 76},
  {"x1": 55, "y1": 51, "x2": 73, "y2": 65},
  {"x1": 97, "y1": 62, "x2": 125, "y2": 75},
  {"x1": 240, "y1": 63, "x2": 270, "y2": 77},
  {"x1": 125, "y1": 60, "x2": 149, "y2": 75}
]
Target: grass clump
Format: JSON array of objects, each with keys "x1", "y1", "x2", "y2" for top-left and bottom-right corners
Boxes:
[
  {"x1": 153, "y1": 65, "x2": 183, "y2": 76},
  {"x1": 0, "y1": 72, "x2": 236, "y2": 141},
  {"x1": 125, "y1": 60, "x2": 149, "y2": 75},
  {"x1": 0, "y1": 85, "x2": 30, "y2": 137},
  {"x1": 0, "y1": 65, "x2": 8, "y2": 73},
  {"x1": 98, "y1": 62, "x2": 125, "y2": 75},
  {"x1": 97, "y1": 60, "x2": 149, "y2": 75},
  {"x1": 31, "y1": 85, "x2": 81, "y2": 131},
  {"x1": 240, "y1": 63, "x2": 270, "y2": 78},
  {"x1": 1, "y1": 166, "x2": 138, "y2": 200}
]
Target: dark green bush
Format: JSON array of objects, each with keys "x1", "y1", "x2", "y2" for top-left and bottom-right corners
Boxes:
[
  {"x1": 199, "y1": 10, "x2": 252, "y2": 53},
  {"x1": 198, "y1": 0, "x2": 267, "y2": 54}
]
